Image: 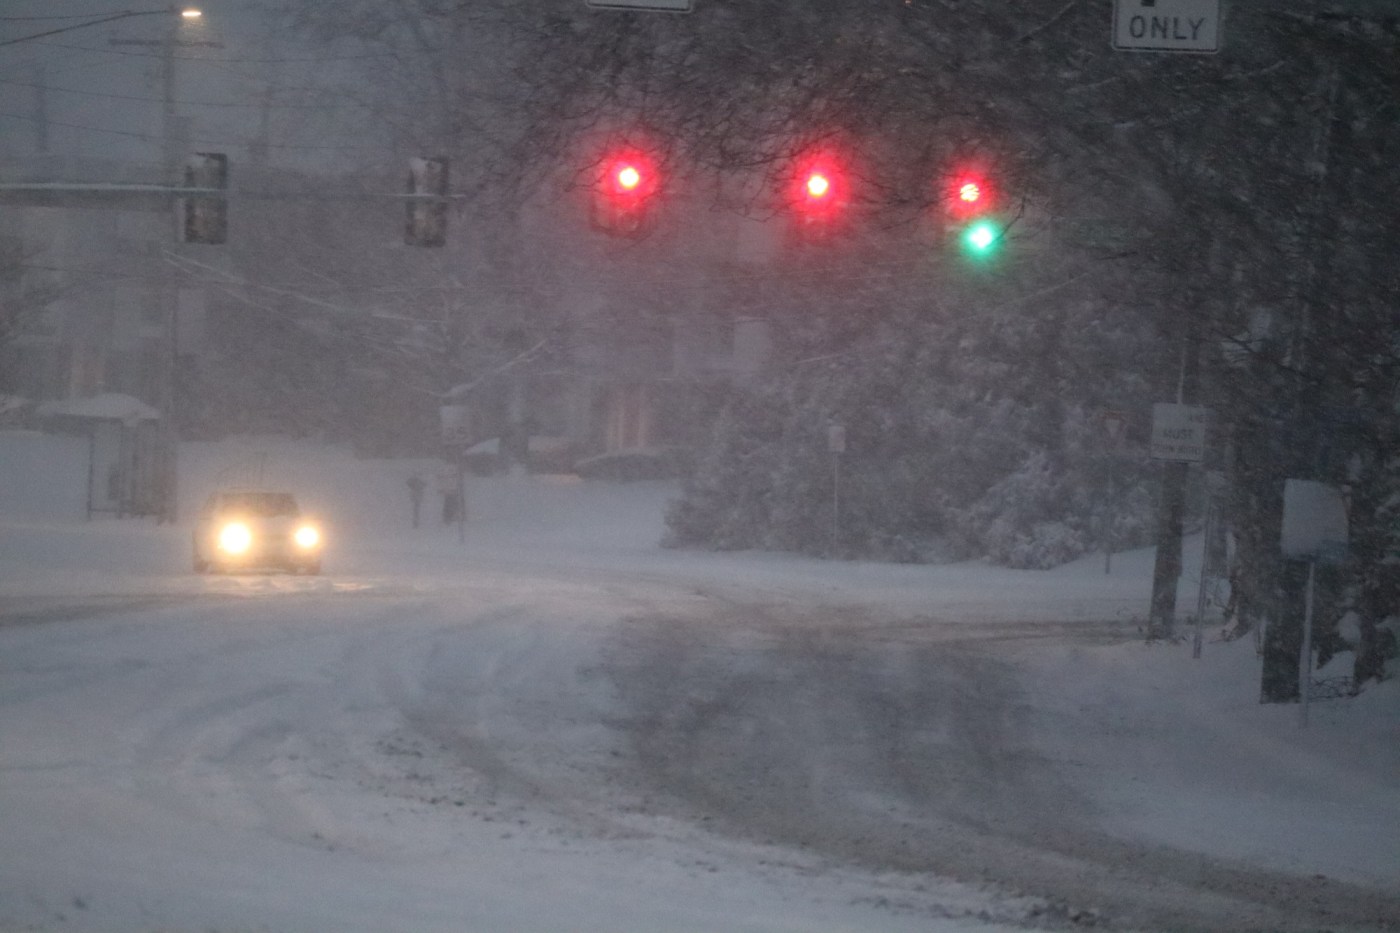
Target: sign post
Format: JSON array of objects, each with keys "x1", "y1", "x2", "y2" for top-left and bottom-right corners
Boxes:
[
  {"x1": 828, "y1": 423, "x2": 846, "y2": 557},
  {"x1": 439, "y1": 405, "x2": 471, "y2": 544},
  {"x1": 1101, "y1": 410, "x2": 1130, "y2": 575},
  {"x1": 1281, "y1": 479, "x2": 1349, "y2": 726}
]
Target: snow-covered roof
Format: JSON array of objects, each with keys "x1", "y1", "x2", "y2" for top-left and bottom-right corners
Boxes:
[{"x1": 36, "y1": 393, "x2": 161, "y2": 424}]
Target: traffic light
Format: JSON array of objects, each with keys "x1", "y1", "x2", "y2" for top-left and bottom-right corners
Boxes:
[
  {"x1": 943, "y1": 169, "x2": 1003, "y2": 260},
  {"x1": 592, "y1": 150, "x2": 658, "y2": 237},
  {"x1": 181, "y1": 152, "x2": 227, "y2": 245},
  {"x1": 406, "y1": 157, "x2": 449, "y2": 247},
  {"x1": 789, "y1": 151, "x2": 847, "y2": 240}
]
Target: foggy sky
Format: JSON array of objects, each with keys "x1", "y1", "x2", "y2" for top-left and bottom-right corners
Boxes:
[{"x1": 0, "y1": 1, "x2": 375, "y2": 174}]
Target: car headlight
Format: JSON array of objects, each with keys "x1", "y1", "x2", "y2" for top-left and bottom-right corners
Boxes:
[
  {"x1": 293, "y1": 524, "x2": 321, "y2": 550},
  {"x1": 218, "y1": 522, "x2": 253, "y2": 555}
]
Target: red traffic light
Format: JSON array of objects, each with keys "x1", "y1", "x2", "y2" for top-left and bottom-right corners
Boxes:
[
  {"x1": 947, "y1": 171, "x2": 993, "y2": 216},
  {"x1": 791, "y1": 150, "x2": 847, "y2": 215},
  {"x1": 617, "y1": 165, "x2": 641, "y2": 190},
  {"x1": 787, "y1": 151, "x2": 850, "y2": 242},
  {"x1": 601, "y1": 149, "x2": 657, "y2": 198},
  {"x1": 796, "y1": 165, "x2": 840, "y2": 209},
  {"x1": 594, "y1": 149, "x2": 658, "y2": 237}
]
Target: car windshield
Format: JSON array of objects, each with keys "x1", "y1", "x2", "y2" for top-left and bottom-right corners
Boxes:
[{"x1": 216, "y1": 492, "x2": 298, "y2": 517}]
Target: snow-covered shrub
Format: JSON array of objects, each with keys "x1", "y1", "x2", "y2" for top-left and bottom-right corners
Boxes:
[
  {"x1": 946, "y1": 450, "x2": 1083, "y2": 569},
  {"x1": 575, "y1": 446, "x2": 690, "y2": 481},
  {"x1": 666, "y1": 270, "x2": 1164, "y2": 567},
  {"x1": 663, "y1": 393, "x2": 784, "y2": 551}
]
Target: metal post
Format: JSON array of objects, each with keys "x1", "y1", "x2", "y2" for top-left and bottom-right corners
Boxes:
[
  {"x1": 1299, "y1": 560, "x2": 1316, "y2": 727},
  {"x1": 85, "y1": 428, "x2": 96, "y2": 521},
  {"x1": 831, "y1": 452, "x2": 841, "y2": 558},
  {"x1": 827, "y1": 422, "x2": 845, "y2": 558},
  {"x1": 456, "y1": 460, "x2": 466, "y2": 546},
  {"x1": 160, "y1": 23, "x2": 177, "y2": 180},
  {"x1": 1104, "y1": 453, "x2": 1115, "y2": 575},
  {"x1": 160, "y1": 20, "x2": 180, "y2": 523},
  {"x1": 1192, "y1": 500, "x2": 1213, "y2": 659}
]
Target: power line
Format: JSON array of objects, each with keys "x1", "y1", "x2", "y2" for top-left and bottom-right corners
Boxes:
[
  {"x1": 28, "y1": 38, "x2": 405, "y2": 64},
  {"x1": 0, "y1": 75, "x2": 364, "y2": 112},
  {"x1": 0, "y1": 10, "x2": 180, "y2": 48},
  {"x1": 0, "y1": 110, "x2": 393, "y2": 152},
  {"x1": 0, "y1": 13, "x2": 130, "y2": 21}
]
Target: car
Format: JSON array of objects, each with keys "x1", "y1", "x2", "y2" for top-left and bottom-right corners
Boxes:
[{"x1": 192, "y1": 489, "x2": 324, "y2": 575}]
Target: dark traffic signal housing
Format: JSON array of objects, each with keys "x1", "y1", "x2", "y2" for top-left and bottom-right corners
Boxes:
[
  {"x1": 787, "y1": 150, "x2": 849, "y2": 242},
  {"x1": 406, "y1": 157, "x2": 450, "y2": 247},
  {"x1": 182, "y1": 152, "x2": 227, "y2": 245},
  {"x1": 591, "y1": 148, "x2": 659, "y2": 237},
  {"x1": 942, "y1": 168, "x2": 1004, "y2": 260}
]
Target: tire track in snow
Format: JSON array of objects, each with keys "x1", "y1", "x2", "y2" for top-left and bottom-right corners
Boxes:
[{"x1": 599, "y1": 601, "x2": 1400, "y2": 933}]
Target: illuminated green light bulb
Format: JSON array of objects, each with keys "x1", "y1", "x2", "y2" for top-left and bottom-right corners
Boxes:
[{"x1": 963, "y1": 220, "x2": 998, "y2": 254}]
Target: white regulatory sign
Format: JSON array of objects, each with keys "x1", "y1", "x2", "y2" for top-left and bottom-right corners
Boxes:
[
  {"x1": 439, "y1": 404, "x2": 472, "y2": 448},
  {"x1": 1150, "y1": 403, "x2": 1209, "y2": 462},
  {"x1": 1113, "y1": 0, "x2": 1220, "y2": 53},
  {"x1": 827, "y1": 424, "x2": 847, "y2": 455},
  {"x1": 1281, "y1": 480, "x2": 1349, "y2": 564}
]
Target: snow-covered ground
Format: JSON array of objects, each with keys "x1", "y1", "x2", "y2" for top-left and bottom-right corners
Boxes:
[{"x1": 1, "y1": 433, "x2": 1397, "y2": 932}]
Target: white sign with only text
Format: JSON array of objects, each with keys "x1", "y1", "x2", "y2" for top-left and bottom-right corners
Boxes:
[
  {"x1": 1150, "y1": 403, "x2": 1210, "y2": 462},
  {"x1": 1113, "y1": 0, "x2": 1220, "y2": 53}
]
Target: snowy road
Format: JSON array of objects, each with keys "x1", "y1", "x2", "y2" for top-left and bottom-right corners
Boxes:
[
  {"x1": 0, "y1": 574, "x2": 1041, "y2": 933},
  {"x1": 2, "y1": 439, "x2": 1398, "y2": 932},
  {"x1": 3, "y1": 568, "x2": 1397, "y2": 933}
]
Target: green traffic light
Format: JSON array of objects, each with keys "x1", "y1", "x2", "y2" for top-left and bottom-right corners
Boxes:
[{"x1": 962, "y1": 220, "x2": 999, "y2": 255}]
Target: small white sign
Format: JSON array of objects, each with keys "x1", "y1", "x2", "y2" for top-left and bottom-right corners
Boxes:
[
  {"x1": 439, "y1": 404, "x2": 471, "y2": 447},
  {"x1": 1150, "y1": 403, "x2": 1209, "y2": 462},
  {"x1": 1113, "y1": 0, "x2": 1220, "y2": 54},
  {"x1": 1281, "y1": 480, "x2": 1349, "y2": 564}
]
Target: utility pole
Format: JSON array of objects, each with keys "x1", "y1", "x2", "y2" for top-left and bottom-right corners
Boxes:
[{"x1": 109, "y1": 14, "x2": 220, "y2": 523}]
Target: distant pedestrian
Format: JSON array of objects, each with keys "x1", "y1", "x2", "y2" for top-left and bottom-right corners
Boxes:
[
  {"x1": 436, "y1": 466, "x2": 460, "y2": 525},
  {"x1": 406, "y1": 474, "x2": 425, "y2": 528}
]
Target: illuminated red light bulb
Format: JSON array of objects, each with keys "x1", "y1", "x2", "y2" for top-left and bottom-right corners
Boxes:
[{"x1": 616, "y1": 164, "x2": 642, "y2": 191}]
